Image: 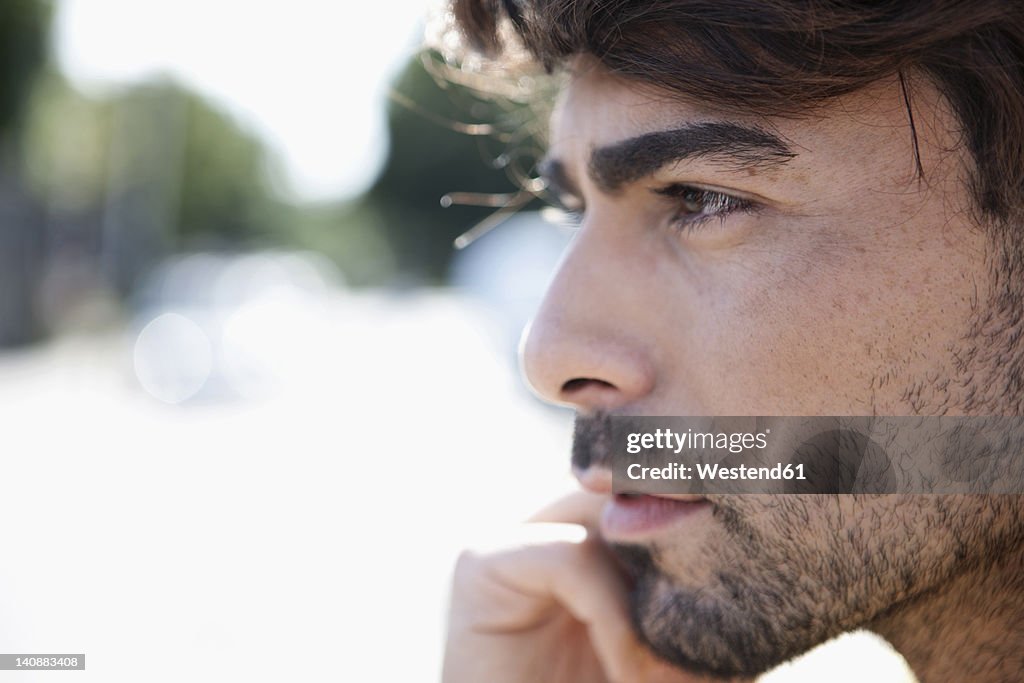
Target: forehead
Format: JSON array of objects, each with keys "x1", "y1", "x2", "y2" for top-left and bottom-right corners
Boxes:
[
  {"x1": 551, "y1": 64, "x2": 726, "y2": 148},
  {"x1": 547, "y1": 61, "x2": 943, "y2": 184}
]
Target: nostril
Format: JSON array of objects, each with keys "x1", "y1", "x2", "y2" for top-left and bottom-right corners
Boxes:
[{"x1": 562, "y1": 377, "x2": 616, "y2": 393}]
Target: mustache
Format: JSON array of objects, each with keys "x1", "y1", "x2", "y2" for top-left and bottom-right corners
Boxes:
[{"x1": 572, "y1": 411, "x2": 622, "y2": 471}]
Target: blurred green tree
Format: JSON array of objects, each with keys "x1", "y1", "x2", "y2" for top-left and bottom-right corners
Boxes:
[
  {"x1": 7, "y1": 20, "x2": 542, "y2": 342},
  {"x1": 363, "y1": 53, "x2": 545, "y2": 284},
  {"x1": 0, "y1": 0, "x2": 50, "y2": 146},
  {"x1": 0, "y1": 0, "x2": 50, "y2": 346},
  {"x1": 21, "y1": 73, "x2": 398, "y2": 288}
]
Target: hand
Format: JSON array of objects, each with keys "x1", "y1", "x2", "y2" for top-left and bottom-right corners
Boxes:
[{"x1": 442, "y1": 491, "x2": 741, "y2": 683}]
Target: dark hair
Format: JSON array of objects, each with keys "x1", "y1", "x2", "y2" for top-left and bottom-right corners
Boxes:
[{"x1": 449, "y1": 0, "x2": 1024, "y2": 227}]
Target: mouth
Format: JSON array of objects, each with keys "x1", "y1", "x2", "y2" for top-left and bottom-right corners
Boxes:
[{"x1": 600, "y1": 493, "x2": 712, "y2": 542}]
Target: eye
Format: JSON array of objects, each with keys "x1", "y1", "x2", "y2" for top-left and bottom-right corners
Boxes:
[{"x1": 654, "y1": 184, "x2": 757, "y2": 232}]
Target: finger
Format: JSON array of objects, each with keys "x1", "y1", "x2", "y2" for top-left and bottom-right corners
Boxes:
[
  {"x1": 477, "y1": 533, "x2": 656, "y2": 682},
  {"x1": 527, "y1": 490, "x2": 608, "y2": 532},
  {"x1": 546, "y1": 542, "x2": 654, "y2": 682}
]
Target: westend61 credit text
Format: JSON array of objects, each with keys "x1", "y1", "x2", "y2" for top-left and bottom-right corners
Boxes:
[{"x1": 627, "y1": 461, "x2": 806, "y2": 481}]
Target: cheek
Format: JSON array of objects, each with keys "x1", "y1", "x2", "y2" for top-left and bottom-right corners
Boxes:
[
  {"x1": 663, "y1": 214, "x2": 984, "y2": 414},
  {"x1": 653, "y1": 227, "x2": 863, "y2": 412}
]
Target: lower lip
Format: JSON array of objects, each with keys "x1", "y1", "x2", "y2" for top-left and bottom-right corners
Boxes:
[{"x1": 601, "y1": 495, "x2": 711, "y2": 541}]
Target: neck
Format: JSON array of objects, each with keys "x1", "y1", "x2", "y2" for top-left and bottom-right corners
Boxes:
[{"x1": 870, "y1": 543, "x2": 1024, "y2": 682}]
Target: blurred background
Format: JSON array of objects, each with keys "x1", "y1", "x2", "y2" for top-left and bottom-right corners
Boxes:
[{"x1": 0, "y1": 1, "x2": 913, "y2": 680}]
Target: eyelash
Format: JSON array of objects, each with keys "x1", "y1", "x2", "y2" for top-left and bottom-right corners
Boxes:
[
  {"x1": 654, "y1": 184, "x2": 757, "y2": 233},
  {"x1": 547, "y1": 185, "x2": 757, "y2": 234}
]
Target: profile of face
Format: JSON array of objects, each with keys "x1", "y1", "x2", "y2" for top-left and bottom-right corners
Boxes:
[{"x1": 520, "y1": 60, "x2": 1024, "y2": 676}]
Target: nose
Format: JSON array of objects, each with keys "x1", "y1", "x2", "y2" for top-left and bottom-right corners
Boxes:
[{"x1": 519, "y1": 226, "x2": 656, "y2": 413}]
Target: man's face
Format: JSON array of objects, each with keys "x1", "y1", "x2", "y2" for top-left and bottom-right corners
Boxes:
[
  {"x1": 527, "y1": 62, "x2": 994, "y2": 417},
  {"x1": 521, "y1": 61, "x2": 1022, "y2": 676}
]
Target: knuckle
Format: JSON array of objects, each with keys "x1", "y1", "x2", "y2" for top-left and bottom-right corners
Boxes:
[{"x1": 451, "y1": 548, "x2": 495, "y2": 588}]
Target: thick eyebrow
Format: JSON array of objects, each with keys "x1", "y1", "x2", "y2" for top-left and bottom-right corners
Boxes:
[{"x1": 586, "y1": 122, "x2": 795, "y2": 194}]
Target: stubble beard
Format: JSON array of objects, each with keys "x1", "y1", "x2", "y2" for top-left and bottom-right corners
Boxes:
[
  {"x1": 608, "y1": 497, "x2": 884, "y2": 678},
  {"x1": 610, "y1": 492, "x2": 1023, "y2": 678}
]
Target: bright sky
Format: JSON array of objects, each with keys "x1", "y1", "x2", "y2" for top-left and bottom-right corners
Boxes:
[{"x1": 54, "y1": 0, "x2": 436, "y2": 202}]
